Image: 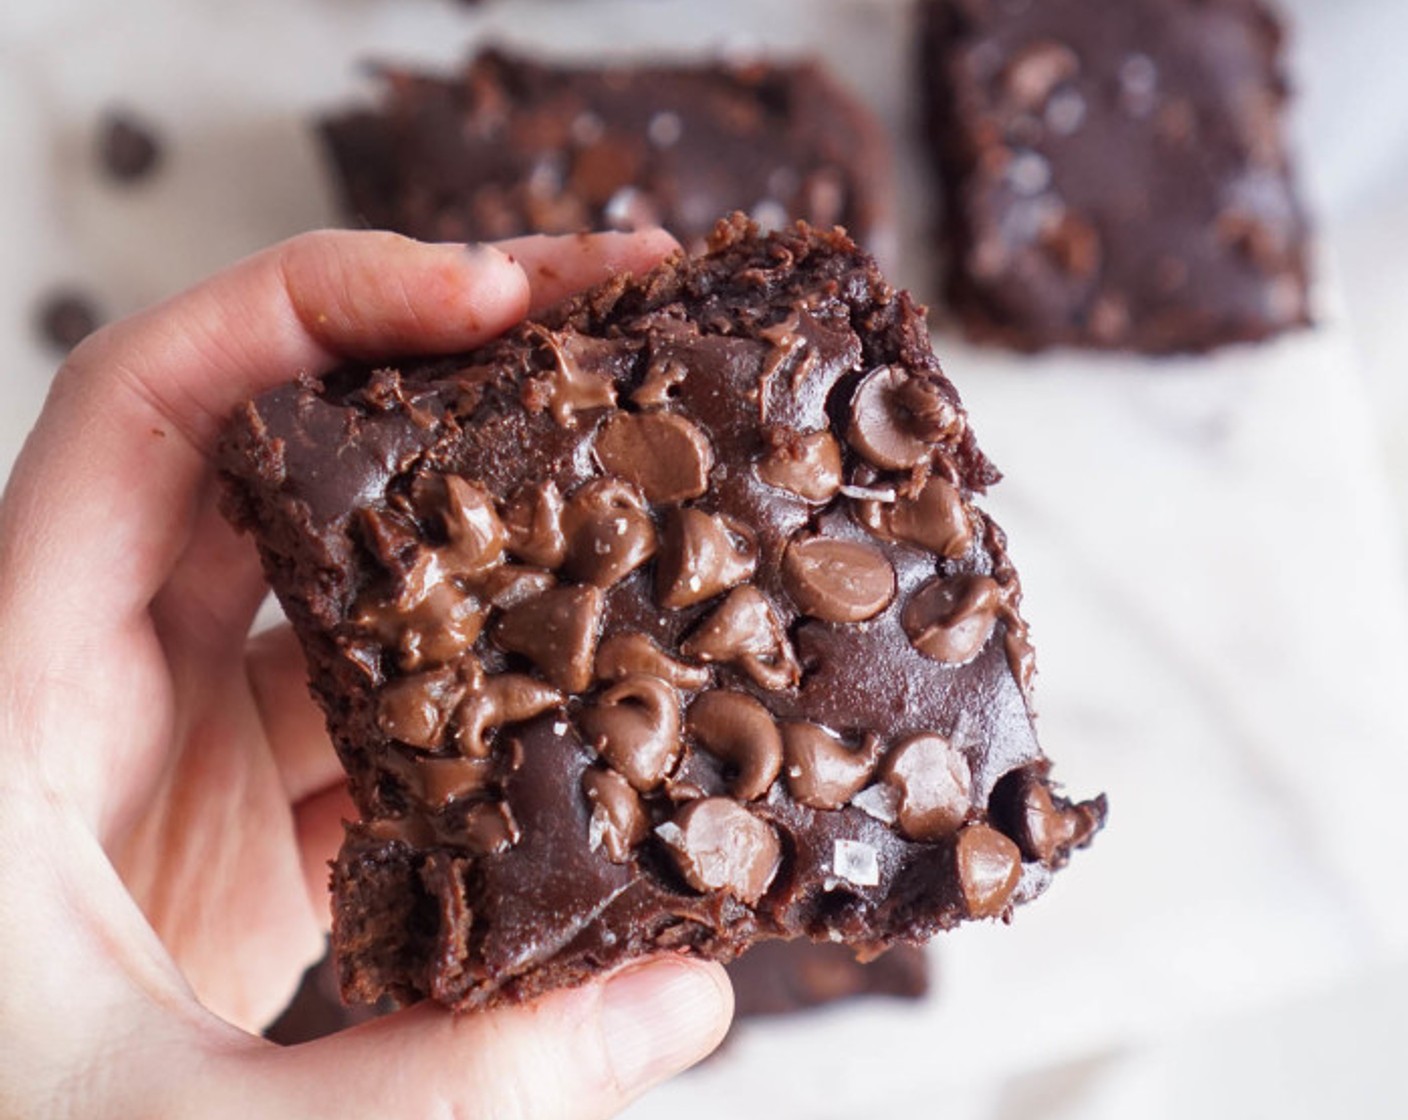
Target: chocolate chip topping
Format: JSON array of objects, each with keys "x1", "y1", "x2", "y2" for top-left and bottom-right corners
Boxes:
[
  {"x1": 377, "y1": 667, "x2": 465, "y2": 749},
  {"x1": 680, "y1": 585, "x2": 800, "y2": 690},
  {"x1": 658, "y1": 798, "x2": 782, "y2": 904},
  {"x1": 560, "y1": 479, "x2": 658, "y2": 588},
  {"x1": 531, "y1": 326, "x2": 621, "y2": 427},
  {"x1": 582, "y1": 766, "x2": 649, "y2": 862},
  {"x1": 780, "y1": 722, "x2": 884, "y2": 810},
  {"x1": 454, "y1": 671, "x2": 562, "y2": 758},
  {"x1": 902, "y1": 574, "x2": 1003, "y2": 665},
  {"x1": 580, "y1": 674, "x2": 683, "y2": 792},
  {"x1": 655, "y1": 508, "x2": 758, "y2": 609},
  {"x1": 593, "y1": 411, "x2": 714, "y2": 503},
  {"x1": 954, "y1": 824, "x2": 1022, "y2": 919},
  {"x1": 402, "y1": 755, "x2": 496, "y2": 808},
  {"x1": 595, "y1": 632, "x2": 712, "y2": 690},
  {"x1": 439, "y1": 476, "x2": 507, "y2": 575},
  {"x1": 493, "y1": 585, "x2": 603, "y2": 693},
  {"x1": 502, "y1": 482, "x2": 567, "y2": 569},
  {"x1": 783, "y1": 535, "x2": 896, "y2": 623},
  {"x1": 462, "y1": 801, "x2": 522, "y2": 856},
  {"x1": 854, "y1": 476, "x2": 973, "y2": 560},
  {"x1": 879, "y1": 733, "x2": 973, "y2": 842},
  {"x1": 756, "y1": 429, "x2": 844, "y2": 503},
  {"x1": 992, "y1": 765, "x2": 1105, "y2": 866},
  {"x1": 847, "y1": 366, "x2": 939, "y2": 470},
  {"x1": 685, "y1": 690, "x2": 784, "y2": 801}
]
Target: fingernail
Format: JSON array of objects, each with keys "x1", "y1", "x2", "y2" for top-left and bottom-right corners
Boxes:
[{"x1": 600, "y1": 958, "x2": 731, "y2": 1090}]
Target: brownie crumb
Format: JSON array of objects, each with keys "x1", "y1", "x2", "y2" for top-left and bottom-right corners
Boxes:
[{"x1": 98, "y1": 110, "x2": 162, "y2": 183}]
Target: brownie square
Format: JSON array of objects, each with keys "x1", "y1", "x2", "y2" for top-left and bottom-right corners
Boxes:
[
  {"x1": 922, "y1": 0, "x2": 1311, "y2": 353},
  {"x1": 321, "y1": 48, "x2": 891, "y2": 254},
  {"x1": 219, "y1": 217, "x2": 1102, "y2": 1012}
]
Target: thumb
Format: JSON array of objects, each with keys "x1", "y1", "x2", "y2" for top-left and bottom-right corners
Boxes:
[{"x1": 243, "y1": 958, "x2": 733, "y2": 1120}]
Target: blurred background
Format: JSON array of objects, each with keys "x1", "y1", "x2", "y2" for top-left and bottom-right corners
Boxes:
[{"x1": 3, "y1": 0, "x2": 1408, "y2": 1116}]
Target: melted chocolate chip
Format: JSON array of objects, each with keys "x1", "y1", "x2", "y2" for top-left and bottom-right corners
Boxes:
[
  {"x1": 992, "y1": 766, "x2": 1105, "y2": 866},
  {"x1": 440, "y1": 476, "x2": 507, "y2": 575},
  {"x1": 847, "y1": 367, "x2": 936, "y2": 470},
  {"x1": 954, "y1": 824, "x2": 1022, "y2": 919},
  {"x1": 782, "y1": 536, "x2": 896, "y2": 623},
  {"x1": 377, "y1": 667, "x2": 466, "y2": 749},
  {"x1": 595, "y1": 633, "x2": 712, "y2": 691},
  {"x1": 493, "y1": 584, "x2": 603, "y2": 693},
  {"x1": 756, "y1": 429, "x2": 844, "y2": 503},
  {"x1": 680, "y1": 585, "x2": 800, "y2": 690},
  {"x1": 658, "y1": 798, "x2": 781, "y2": 904},
  {"x1": 656, "y1": 508, "x2": 758, "y2": 609},
  {"x1": 854, "y1": 477, "x2": 972, "y2": 560},
  {"x1": 879, "y1": 733, "x2": 973, "y2": 842},
  {"x1": 356, "y1": 582, "x2": 487, "y2": 671},
  {"x1": 478, "y1": 566, "x2": 556, "y2": 610},
  {"x1": 532, "y1": 326, "x2": 620, "y2": 426},
  {"x1": 462, "y1": 801, "x2": 522, "y2": 856},
  {"x1": 404, "y1": 755, "x2": 497, "y2": 807},
  {"x1": 902, "y1": 575, "x2": 1001, "y2": 665},
  {"x1": 780, "y1": 722, "x2": 884, "y2": 810},
  {"x1": 579, "y1": 675, "x2": 682, "y2": 791},
  {"x1": 561, "y1": 479, "x2": 658, "y2": 588},
  {"x1": 455, "y1": 672, "x2": 562, "y2": 757},
  {"x1": 582, "y1": 766, "x2": 649, "y2": 862},
  {"x1": 593, "y1": 411, "x2": 714, "y2": 503},
  {"x1": 685, "y1": 690, "x2": 784, "y2": 801},
  {"x1": 502, "y1": 481, "x2": 567, "y2": 569}
]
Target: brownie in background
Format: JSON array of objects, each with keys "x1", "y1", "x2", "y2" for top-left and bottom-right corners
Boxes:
[
  {"x1": 320, "y1": 48, "x2": 891, "y2": 253},
  {"x1": 921, "y1": 0, "x2": 1310, "y2": 353}
]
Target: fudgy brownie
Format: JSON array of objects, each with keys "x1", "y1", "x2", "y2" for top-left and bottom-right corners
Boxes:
[
  {"x1": 320, "y1": 49, "x2": 890, "y2": 254},
  {"x1": 921, "y1": 0, "x2": 1311, "y2": 353},
  {"x1": 220, "y1": 216, "x2": 1103, "y2": 1011}
]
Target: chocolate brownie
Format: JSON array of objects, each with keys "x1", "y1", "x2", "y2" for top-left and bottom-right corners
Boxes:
[
  {"x1": 921, "y1": 0, "x2": 1311, "y2": 353},
  {"x1": 320, "y1": 49, "x2": 890, "y2": 254},
  {"x1": 219, "y1": 216, "x2": 1104, "y2": 1011}
]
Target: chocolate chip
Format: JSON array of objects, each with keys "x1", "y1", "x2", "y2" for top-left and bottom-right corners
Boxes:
[
  {"x1": 685, "y1": 690, "x2": 784, "y2": 801},
  {"x1": 756, "y1": 429, "x2": 843, "y2": 503},
  {"x1": 632, "y1": 356, "x2": 688, "y2": 409},
  {"x1": 993, "y1": 766, "x2": 1104, "y2": 866},
  {"x1": 35, "y1": 288, "x2": 102, "y2": 352},
  {"x1": 656, "y1": 508, "x2": 758, "y2": 609},
  {"x1": 847, "y1": 367, "x2": 938, "y2": 470},
  {"x1": 493, "y1": 584, "x2": 603, "y2": 693},
  {"x1": 440, "y1": 476, "x2": 507, "y2": 576},
  {"x1": 582, "y1": 766, "x2": 649, "y2": 862},
  {"x1": 531, "y1": 326, "x2": 620, "y2": 427},
  {"x1": 502, "y1": 481, "x2": 567, "y2": 569},
  {"x1": 894, "y1": 377, "x2": 965, "y2": 444},
  {"x1": 561, "y1": 479, "x2": 657, "y2": 588},
  {"x1": 780, "y1": 722, "x2": 884, "y2": 810},
  {"x1": 404, "y1": 755, "x2": 496, "y2": 808},
  {"x1": 954, "y1": 824, "x2": 1022, "y2": 919},
  {"x1": 593, "y1": 411, "x2": 714, "y2": 503},
  {"x1": 902, "y1": 575, "x2": 1001, "y2": 665},
  {"x1": 1003, "y1": 41, "x2": 1080, "y2": 110},
  {"x1": 98, "y1": 110, "x2": 162, "y2": 182},
  {"x1": 461, "y1": 801, "x2": 522, "y2": 856},
  {"x1": 356, "y1": 582, "x2": 488, "y2": 671},
  {"x1": 477, "y1": 566, "x2": 556, "y2": 611},
  {"x1": 579, "y1": 675, "x2": 682, "y2": 792},
  {"x1": 680, "y1": 586, "x2": 801, "y2": 690},
  {"x1": 782, "y1": 536, "x2": 895, "y2": 623},
  {"x1": 878, "y1": 733, "x2": 973, "y2": 842},
  {"x1": 455, "y1": 671, "x2": 563, "y2": 757},
  {"x1": 595, "y1": 632, "x2": 712, "y2": 691},
  {"x1": 377, "y1": 667, "x2": 466, "y2": 748},
  {"x1": 853, "y1": 476, "x2": 972, "y2": 560},
  {"x1": 658, "y1": 798, "x2": 781, "y2": 904}
]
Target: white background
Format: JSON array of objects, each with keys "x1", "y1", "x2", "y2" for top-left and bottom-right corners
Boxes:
[{"x1": 3, "y1": 1, "x2": 1408, "y2": 1117}]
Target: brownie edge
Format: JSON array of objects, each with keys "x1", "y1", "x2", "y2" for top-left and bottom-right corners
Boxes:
[{"x1": 220, "y1": 216, "x2": 1104, "y2": 1011}]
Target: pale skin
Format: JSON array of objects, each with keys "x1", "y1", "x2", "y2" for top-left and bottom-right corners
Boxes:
[{"x1": 0, "y1": 230, "x2": 733, "y2": 1118}]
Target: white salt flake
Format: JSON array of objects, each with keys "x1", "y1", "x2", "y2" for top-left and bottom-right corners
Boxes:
[
  {"x1": 655, "y1": 821, "x2": 686, "y2": 847},
  {"x1": 840, "y1": 484, "x2": 897, "y2": 502},
  {"x1": 553, "y1": 721, "x2": 569, "y2": 736},
  {"x1": 587, "y1": 807, "x2": 608, "y2": 853},
  {"x1": 832, "y1": 839, "x2": 880, "y2": 887},
  {"x1": 851, "y1": 783, "x2": 900, "y2": 825}
]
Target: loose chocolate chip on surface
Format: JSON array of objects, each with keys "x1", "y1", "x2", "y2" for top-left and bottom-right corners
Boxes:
[
  {"x1": 685, "y1": 689, "x2": 784, "y2": 801},
  {"x1": 879, "y1": 732, "x2": 973, "y2": 842},
  {"x1": 780, "y1": 722, "x2": 884, "y2": 810},
  {"x1": 595, "y1": 632, "x2": 712, "y2": 690},
  {"x1": 561, "y1": 479, "x2": 658, "y2": 588},
  {"x1": 98, "y1": 110, "x2": 162, "y2": 182},
  {"x1": 580, "y1": 675, "x2": 683, "y2": 791},
  {"x1": 36, "y1": 288, "x2": 102, "y2": 352},
  {"x1": 756, "y1": 429, "x2": 843, "y2": 503},
  {"x1": 854, "y1": 476, "x2": 972, "y2": 559},
  {"x1": 582, "y1": 766, "x2": 649, "y2": 862},
  {"x1": 902, "y1": 575, "x2": 1002, "y2": 665},
  {"x1": 954, "y1": 824, "x2": 1022, "y2": 919},
  {"x1": 656, "y1": 508, "x2": 758, "y2": 609},
  {"x1": 593, "y1": 411, "x2": 714, "y2": 503},
  {"x1": 658, "y1": 798, "x2": 782, "y2": 904},
  {"x1": 680, "y1": 585, "x2": 801, "y2": 690},
  {"x1": 782, "y1": 535, "x2": 895, "y2": 623},
  {"x1": 493, "y1": 584, "x2": 603, "y2": 693}
]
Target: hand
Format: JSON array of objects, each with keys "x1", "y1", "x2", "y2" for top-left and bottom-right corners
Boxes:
[{"x1": 0, "y1": 230, "x2": 733, "y2": 1118}]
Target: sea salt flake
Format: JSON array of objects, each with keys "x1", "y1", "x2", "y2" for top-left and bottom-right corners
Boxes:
[
  {"x1": 832, "y1": 839, "x2": 880, "y2": 887},
  {"x1": 840, "y1": 484, "x2": 897, "y2": 502},
  {"x1": 655, "y1": 821, "x2": 686, "y2": 847},
  {"x1": 553, "y1": 721, "x2": 569, "y2": 736},
  {"x1": 851, "y1": 783, "x2": 900, "y2": 825}
]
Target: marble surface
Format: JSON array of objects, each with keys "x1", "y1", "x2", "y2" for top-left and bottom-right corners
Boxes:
[{"x1": 3, "y1": 1, "x2": 1407, "y2": 1117}]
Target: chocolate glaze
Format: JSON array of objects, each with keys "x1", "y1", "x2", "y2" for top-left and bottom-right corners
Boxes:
[{"x1": 220, "y1": 217, "x2": 1104, "y2": 1011}]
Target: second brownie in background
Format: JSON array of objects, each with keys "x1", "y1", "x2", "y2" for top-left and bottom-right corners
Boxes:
[
  {"x1": 921, "y1": 0, "x2": 1311, "y2": 354},
  {"x1": 321, "y1": 48, "x2": 892, "y2": 254}
]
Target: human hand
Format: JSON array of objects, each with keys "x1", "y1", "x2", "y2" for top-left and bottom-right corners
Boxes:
[{"x1": 0, "y1": 230, "x2": 733, "y2": 1117}]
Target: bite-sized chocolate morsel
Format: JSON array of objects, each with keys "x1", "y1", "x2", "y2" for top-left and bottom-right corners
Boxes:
[
  {"x1": 658, "y1": 798, "x2": 782, "y2": 904},
  {"x1": 219, "y1": 217, "x2": 1103, "y2": 1013},
  {"x1": 756, "y1": 429, "x2": 844, "y2": 503},
  {"x1": 656, "y1": 508, "x2": 758, "y2": 609},
  {"x1": 781, "y1": 723, "x2": 884, "y2": 811},
  {"x1": 954, "y1": 824, "x2": 1022, "y2": 919},
  {"x1": 319, "y1": 49, "x2": 892, "y2": 254},
  {"x1": 494, "y1": 585, "x2": 603, "y2": 694},
  {"x1": 582, "y1": 766, "x2": 649, "y2": 862},
  {"x1": 902, "y1": 574, "x2": 1002, "y2": 665},
  {"x1": 593, "y1": 411, "x2": 714, "y2": 504},
  {"x1": 561, "y1": 480, "x2": 657, "y2": 588},
  {"x1": 879, "y1": 733, "x2": 973, "y2": 842},
  {"x1": 783, "y1": 535, "x2": 896, "y2": 623},
  {"x1": 685, "y1": 690, "x2": 784, "y2": 801},
  {"x1": 35, "y1": 288, "x2": 102, "y2": 353},
  {"x1": 97, "y1": 109, "x2": 162, "y2": 182},
  {"x1": 579, "y1": 675, "x2": 682, "y2": 792},
  {"x1": 680, "y1": 585, "x2": 801, "y2": 690},
  {"x1": 921, "y1": 0, "x2": 1311, "y2": 353}
]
